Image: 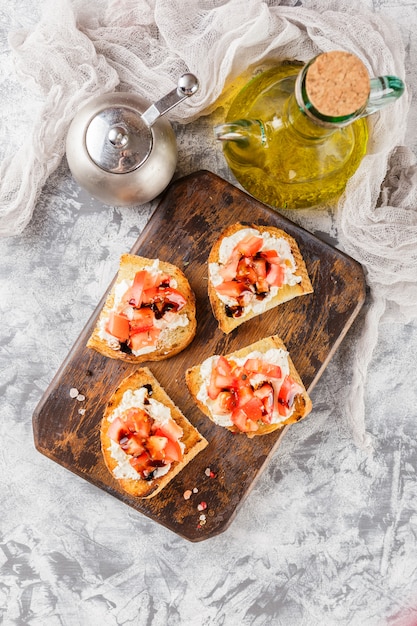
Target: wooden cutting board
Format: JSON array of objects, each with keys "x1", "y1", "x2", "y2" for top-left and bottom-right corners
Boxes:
[{"x1": 32, "y1": 170, "x2": 366, "y2": 542}]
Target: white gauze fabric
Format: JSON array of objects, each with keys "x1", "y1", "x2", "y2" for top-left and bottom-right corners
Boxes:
[{"x1": 2, "y1": 0, "x2": 416, "y2": 448}]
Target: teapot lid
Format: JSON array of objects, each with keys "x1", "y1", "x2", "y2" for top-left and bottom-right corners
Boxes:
[{"x1": 85, "y1": 105, "x2": 152, "y2": 174}]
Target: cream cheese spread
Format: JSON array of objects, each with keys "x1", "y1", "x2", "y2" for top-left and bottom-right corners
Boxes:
[{"x1": 108, "y1": 387, "x2": 171, "y2": 426}]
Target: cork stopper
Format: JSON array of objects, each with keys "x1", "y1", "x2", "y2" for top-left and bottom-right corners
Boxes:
[{"x1": 305, "y1": 51, "x2": 370, "y2": 117}]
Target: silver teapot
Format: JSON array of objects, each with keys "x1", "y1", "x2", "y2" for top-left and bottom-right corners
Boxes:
[{"x1": 66, "y1": 73, "x2": 199, "y2": 206}]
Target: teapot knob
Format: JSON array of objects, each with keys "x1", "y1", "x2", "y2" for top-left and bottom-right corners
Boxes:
[
  {"x1": 108, "y1": 126, "x2": 129, "y2": 149},
  {"x1": 177, "y1": 73, "x2": 199, "y2": 96}
]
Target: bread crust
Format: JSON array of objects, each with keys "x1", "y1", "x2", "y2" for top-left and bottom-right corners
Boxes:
[
  {"x1": 87, "y1": 253, "x2": 196, "y2": 363},
  {"x1": 101, "y1": 368, "x2": 208, "y2": 498},
  {"x1": 208, "y1": 223, "x2": 313, "y2": 334},
  {"x1": 185, "y1": 335, "x2": 312, "y2": 437}
]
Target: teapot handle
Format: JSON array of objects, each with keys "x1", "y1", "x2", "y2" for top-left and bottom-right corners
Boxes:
[
  {"x1": 364, "y1": 76, "x2": 405, "y2": 116},
  {"x1": 141, "y1": 73, "x2": 199, "y2": 127}
]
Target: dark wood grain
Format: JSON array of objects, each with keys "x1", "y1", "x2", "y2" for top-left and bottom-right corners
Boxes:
[{"x1": 32, "y1": 170, "x2": 366, "y2": 542}]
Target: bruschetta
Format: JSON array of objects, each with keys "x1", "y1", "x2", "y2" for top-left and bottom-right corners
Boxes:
[
  {"x1": 185, "y1": 335, "x2": 312, "y2": 437},
  {"x1": 208, "y1": 223, "x2": 313, "y2": 333},
  {"x1": 87, "y1": 254, "x2": 196, "y2": 362},
  {"x1": 101, "y1": 368, "x2": 208, "y2": 498}
]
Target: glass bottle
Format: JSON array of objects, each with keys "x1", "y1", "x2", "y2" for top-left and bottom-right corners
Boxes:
[{"x1": 214, "y1": 51, "x2": 404, "y2": 209}]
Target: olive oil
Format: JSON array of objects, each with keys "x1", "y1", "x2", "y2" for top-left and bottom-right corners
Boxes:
[{"x1": 219, "y1": 63, "x2": 369, "y2": 209}]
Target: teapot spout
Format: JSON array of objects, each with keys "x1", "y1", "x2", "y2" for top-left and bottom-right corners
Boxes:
[{"x1": 214, "y1": 119, "x2": 268, "y2": 147}]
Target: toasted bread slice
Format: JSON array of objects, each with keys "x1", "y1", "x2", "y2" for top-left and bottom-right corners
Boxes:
[
  {"x1": 186, "y1": 335, "x2": 312, "y2": 437},
  {"x1": 87, "y1": 253, "x2": 196, "y2": 363},
  {"x1": 101, "y1": 368, "x2": 208, "y2": 498},
  {"x1": 208, "y1": 223, "x2": 313, "y2": 333}
]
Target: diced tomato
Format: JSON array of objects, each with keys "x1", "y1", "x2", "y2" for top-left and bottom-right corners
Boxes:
[
  {"x1": 162, "y1": 288, "x2": 187, "y2": 309},
  {"x1": 129, "y1": 321, "x2": 155, "y2": 335},
  {"x1": 276, "y1": 402, "x2": 290, "y2": 418},
  {"x1": 208, "y1": 372, "x2": 237, "y2": 397},
  {"x1": 154, "y1": 419, "x2": 183, "y2": 443},
  {"x1": 208, "y1": 362, "x2": 221, "y2": 400},
  {"x1": 260, "y1": 250, "x2": 280, "y2": 263},
  {"x1": 140, "y1": 287, "x2": 159, "y2": 304},
  {"x1": 219, "y1": 250, "x2": 240, "y2": 281},
  {"x1": 129, "y1": 328, "x2": 160, "y2": 352},
  {"x1": 243, "y1": 359, "x2": 282, "y2": 379},
  {"x1": 236, "y1": 256, "x2": 250, "y2": 269},
  {"x1": 214, "y1": 372, "x2": 238, "y2": 389},
  {"x1": 254, "y1": 384, "x2": 274, "y2": 423},
  {"x1": 141, "y1": 286, "x2": 186, "y2": 310},
  {"x1": 261, "y1": 400, "x2": 274, "y2": 423},
  {"x1": 252, "y1": 257, "x2": 267, "y2": 279},
  {"x1": 215, "y1": 280, "x2": 249, "y2": 299},
  {"x1": 254, "y1": 383, "x2": 274, "y2": 399},
  {"x1": 231, "y1": 408, "x2": 259, "y2": 432},
  {"x1": 267, "y1": 379, "x2": 280, "y2": 417},
  {"x1": 131, "y1": 306, "x2": 154, "y2": 322},
  {"x1": 277, "y1": 375, "x2": 303, "y2": 416},
  {"x1": 208, "y1": 357, "x2": 235, "y2": 399},
  {"x1": 246, "y1": 418, "x2": 260, "y2": 432},
  {"x1": 255, "y1": 277, "x2": 270, "y2": 294},
  {"x1": 121, "y1": 288, "x2": 134, "y2": 306},
  {"x1": 231, "y1": 407, "x2": 247, "y2": 430},
  {"x1": 232, "y1": 366, "x2": 250, "y2": 388},
  {"x1": 216, "y1": 356, "x2": 233, "y2": 377},
  {"x1": 107, "y1": 417, "x2": 129, "y2": 443},
  {"x1": 236, "y1": 385, "x2": 255, "y2": 407},
  {"x1": 236, "y1": 235, "x2": 263, "y2": 256},
  {"x1": 129, "y1": 451, "x2": 153, "y2": 474},
  {"x1": 120, "y1": 434, "x2": 145, "y2": 457},
  {"x1": 212, "y1": 390, "x2": 237, "y2": 415},
  {"x1": 236, "y1": 258, "x2": 258, "y2": 285},
  {"x1": 106, "y1": 312, "x2": 130, "y2": 342},
  {"x1": 164, "y1": 439, "x2": 183, "y2": 463},
  {"x1": 125, "y1": 407, "x2": 148, "y2": 423},
  {"x1": 243, "y1": 358, "x2": 264, "y2": 372},
  {"x1": 123, "y1": 269, "x2": 170, "y2": 303},
  {"x1": 124, "y1": 408, "x2": 152, "y2": 439},
  {"x1": 266, "y1": 263, "x2": 285, "y2": 287},
  {"x1": 156, "y1": 273, "x2": 171, "y2": 287},
  {"x1": 240, "y1": 397, "x2": 264, "y2": 422},
  {"x1": 123, "y1": 270, "x2": 148, "y2": 307},
  {"x1": 130, "y1": 308, "x2": 155, "y2": 334},
  {"x1": 207, "y1": 375, "x2": 221, "y2": 400},
  {"x1": 146, "y1": 435, "x2": 168, "y2": 461}
]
